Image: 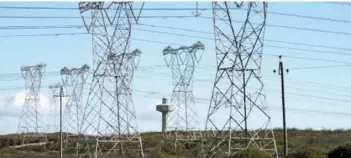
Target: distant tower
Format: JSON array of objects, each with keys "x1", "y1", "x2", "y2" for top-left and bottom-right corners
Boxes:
[
  {"x1": 60, "y1": 64, "x2": 89, "y2": 155},
  {"x1": 161, "y1": 41, "x2": 205, "y2": 154},
  {"x1": 156, "y1": 98, "x2": 172, "y2": 133},
  {"x1": 204, "y1": 2, "x2": 278, "y2": 157},
  {"x1": 48, "y1": 83, "x2": 61, "y2": 133},
  {"x1": 17, "y1": 63, "x2": 47, "y2": 144}
]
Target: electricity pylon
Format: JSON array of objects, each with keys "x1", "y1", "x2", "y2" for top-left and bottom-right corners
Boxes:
[
  {"x1": 60, "y1": 64, "x2": 89, "y2": 155},
  {"x1": 161, "y1": 41, "x2": 205, "y2": 154},
  {"x1": 77, "y1": 2, "x2": 144, "y2": 158},
  {"x1": 204, "y1": 2, "x2": 278, "y2": 157},
  {"x1": 17, "y1": 63, "x2": 47, "y2": 144}
]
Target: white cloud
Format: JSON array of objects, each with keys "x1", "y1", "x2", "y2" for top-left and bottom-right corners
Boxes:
[{"x1": 0, "y1": 91, "x2": 53, "y2": 117}]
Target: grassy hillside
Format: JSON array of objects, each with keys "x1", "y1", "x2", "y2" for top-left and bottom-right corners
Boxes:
[{"x1": 0, "y1": 128, "x2": 351, "y2": 158}]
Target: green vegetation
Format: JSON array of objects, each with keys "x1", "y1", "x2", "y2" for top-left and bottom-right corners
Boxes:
[
  {"x1": 236, "y1": 148, "x2": 274, "y2": 158},
  {"x1": 1, "y1": 128, "x2": 351, "y2": 157},
  {"x1": 286, "y1": 146, "x2": 326, "y2": 158},
  {"x1": 328, "y1": 142, "x2": 351, "y2": 158}
]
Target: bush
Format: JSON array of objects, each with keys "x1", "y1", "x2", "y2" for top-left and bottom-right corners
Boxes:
[
  {"x1": 236, "y1": 148, "x2": 274, "y2": 158},
  {"x1": 328, "y1": 142, "x2": 351, "y2": 158},
  {"x1": 287, "y1": 146, "x2": 326, "y2": 158},
  {"x1": 18, "y1": 145, "x2": 47, "y2": 152},
  {"x1": 146, "y1": 149, "x2": 169, "y2": 158}
]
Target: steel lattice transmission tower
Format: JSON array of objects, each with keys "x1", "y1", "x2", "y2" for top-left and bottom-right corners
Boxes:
[
  {"x1": 204, "y1": 2, "x2": 278, "y2": 157},
  {"x1": 18, "y1": 63, "x2": 47, "y2": 144},
  {"x1": 60, "y1": 64, "x2": 89, "y2": 153},
  {"x1": 77, "y1": 2, "x2": 144, "y2": 158},
  {"x1": 161, "y1": 42, "x2": 205, "y2": 153},
  {"x1": 48, "y1": 83, "x2": 61, "y2": 133}
]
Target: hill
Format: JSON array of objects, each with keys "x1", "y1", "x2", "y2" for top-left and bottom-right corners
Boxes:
[{"x1": 0, "y1": 128, "x2": 351, "y2": 158}]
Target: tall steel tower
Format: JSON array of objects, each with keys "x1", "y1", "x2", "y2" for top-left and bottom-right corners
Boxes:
[
  {"x1": 18, "y1": 63, "x2": 47, "y2": 144},
  {"x1": 204, "y1": 2, "x2": 278, "y2": 157},
  {"x1": 78, "y1": 2, "x2": 144, "y2": 158},
  {"x1": 60, "y1": 64, "x2": 89, "y2": 154},
  {"x1": 161, "y1": 41, "x2": 205, "y2": 153}
]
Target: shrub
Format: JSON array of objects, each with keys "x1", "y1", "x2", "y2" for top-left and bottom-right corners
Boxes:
[
  {"x1": 288, "y1": 146, "x2": 326, "y2": 158},
  {"x1": 236, "y1": 148, "x2": 274, "y2": 158},
  {"x1": 328, "y1": 142, "x2": 351, "y2": 158}
]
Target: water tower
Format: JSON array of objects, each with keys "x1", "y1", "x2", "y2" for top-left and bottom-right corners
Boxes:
[{"x1": 156, "y1": 98, "x2": 172, "y2": 133}]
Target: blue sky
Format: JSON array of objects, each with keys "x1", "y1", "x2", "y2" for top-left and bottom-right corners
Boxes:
[{"x1": 1, "y1": 2, "x2": 351, "y2": 134}]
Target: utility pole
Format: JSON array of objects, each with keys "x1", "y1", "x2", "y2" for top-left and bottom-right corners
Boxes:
[
  {"x1": 48, "y1": 83, "x2": 61, "y2": 133},
  {"x1": 192, "y1": 2, "x2": 201, "y2": 17},
  {"x1": 273, "y1": 55, "x2": 289, "y2": 157},
  {"x1": 59, "y1": 87, "x2": 63, "y2": 158},
  {"x1": 54, "y1": 86, "x2": 69, "y2": 158}
]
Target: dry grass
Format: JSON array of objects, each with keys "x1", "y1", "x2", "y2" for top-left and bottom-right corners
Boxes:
[{"x1": 1, "y1": 129, "x2": 351, "y2": 157}]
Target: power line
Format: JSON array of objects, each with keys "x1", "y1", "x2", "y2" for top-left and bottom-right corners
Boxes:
[
  {"x1": 137, "y1": 68, "x2": 351, "y2": 102},
  {"x1": 0, "y1": 25, "x2": 88, "y2": 30},
  {"x1": 282, "y1": 107, "x2": 351, "y2": 117},
  {"x1": 137, "y1": 23, "x2": 212, "y2": 34},
  {"x1": 0, "y1": 32, "x2": 89, "y2": 38},
  {"x1": 144, "y1": 91, "x2": 351, "y2": 118},
  {"x1": 134, "y1": 28, "x2": 213, "y2": 40},
  {"x1": 196, "y1": 15, "x2": 351, "y2": 36},
  {"x1": 270, "y1": 78, "x2": 351, "y2": 94},
  {"x1": 264, "y1": 53, "x2": 351, "y2": 65},
  {"x1": 267, "y1": 10, "x2": 351, "y2": 24},
  {"x1": 2, "y1": 83, "x2": 349, "y2": 116},
  {"x1": 271, "y1": 93, "x2": 350, "y2": 108},
  {"x1": 2, "y1": 79, "x2": 351, "y2": 117},
  {"x1": 0, "y1": 65, "x2": 168, "y2": 77},
  {"x1": 134, "y1": 87, "x2": 351, "y2": 108},
  {"x1": 2, "y1": 5, "x2": 351, "y2": 25},
  {"x1": 265, "y1": 73, "x2": 351, "y2": 93},
  {"x1": 136, "y1": 89, "x2": 351, "y2": 117},
  {"x1": 268, "y1": 89, "x2": 351, "y2": 103},
  {"x1": 279, "y1": 77, "x2": 351, "y2": 91},
  {"x1": 4, "y1": 73, "x2": 351, "y2": 105},
  {"x1": 132, "y1": 28, "x2": 351, "y2": 59},
  {"x1": 256, "y1": 20, "x2": 351, "y2": 37},
  {"x1": 1, "y1": 26, "x2": 351, "y2": 61},
  {"x1": 132, "y1": 28, "x2": 351, "y2": 57},
  {"x1": 0, "y1": 6, "x2": 222, "y2": 10},
  {"x1": 54, "y1": 88, "x2": 351, "y2": 118},
  {"x1": 266, "y1": 44, "x2": 351, "y2": 56},
  {"x1": 135, "y1": 65, "x2": 351, "y2": 95},
  {"x1": 0, "y1": 13, "x2": 351, "y2": 38},
  {"x1": 140, "y1": 67, "x2": 351, "y2": 95},
  {"x1": 264, "y1": 39, "x2": 351, "y2": 52},
  {"x1": 136, "y1": 23, "x2": 351, "y2": 51},
  {"x1": 264, "y1": 22, "x2": 351, "y2": 36},
  {"x1": 14, "y1": 29, "x2": 351, "y2": 67},
  {"x1": 0, "y1": 15, "x2": 195, "y2": 19},
  {"x1": 134, "y1": 32, "x2": 351, "y2": 65},
  {"x1": 0, "y1": 30, "x2": 344, "y2": 67},
  {"x1": 2, "y1": 22, "x2": 351, "y2": 53},
  {"x1": 0, "y1": 31, "x2": 350, "y2": 93},
  {"x1": 143, "y1": 68, "x2": 351, "y2": 97},
  {"x1": 288, "y1": 64, "x2": 350, "y2": 70},
  {"x1": 0, "y1": 22, "x2": 351, "y2": 58}
]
